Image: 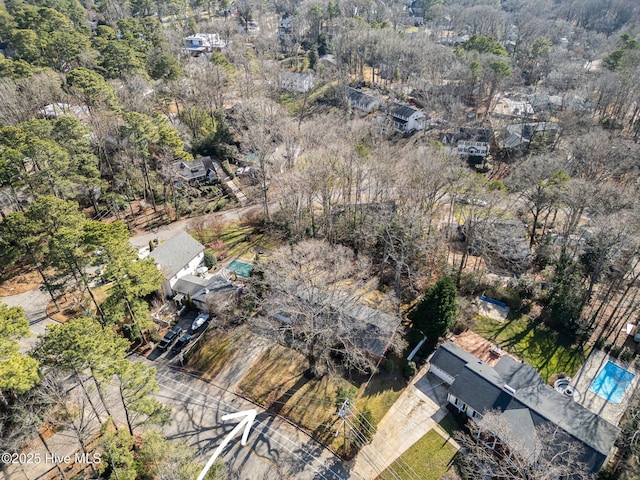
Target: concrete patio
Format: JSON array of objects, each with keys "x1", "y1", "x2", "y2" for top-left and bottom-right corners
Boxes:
[{"x1": 570, "y1": 349, "x2": 639, "y2": 425}]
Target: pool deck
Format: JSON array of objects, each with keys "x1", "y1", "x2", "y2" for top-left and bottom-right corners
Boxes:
[{"x1": 570, "y1": 349, "x2": 640, "y2": 425}]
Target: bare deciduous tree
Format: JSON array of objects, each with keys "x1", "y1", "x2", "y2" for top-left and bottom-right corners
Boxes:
[
  {"x1": 455, "y1": 410, "x2": 595, "y2": 480},
  {"x1": 247, "y1": 240, "x2": 405, "y2": 377}
]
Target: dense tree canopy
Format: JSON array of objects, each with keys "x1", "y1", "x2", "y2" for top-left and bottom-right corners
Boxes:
[
  {"x1": 0, "y1": 304, "x2": 39, "y2": 399},
  {"x1": 0, "y1": 0, "x2": 639, "y2": 475}
]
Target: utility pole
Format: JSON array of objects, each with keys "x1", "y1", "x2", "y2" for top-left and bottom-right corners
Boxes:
[{"x1": 336, "y1": 398, "x2": 350, "y2": 456}]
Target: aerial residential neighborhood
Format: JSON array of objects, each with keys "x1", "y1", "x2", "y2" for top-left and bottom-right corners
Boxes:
[{"x1": 1, "y1": 0, "x2": 640, "y2": 479}]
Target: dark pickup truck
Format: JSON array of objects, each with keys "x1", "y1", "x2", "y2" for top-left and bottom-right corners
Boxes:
[
  {"x1": 172, "y1": 333, "x2": 193, "y2": 353},
  {"x1": 158, "y1": 326, "x2": 183, "y2": 350}
]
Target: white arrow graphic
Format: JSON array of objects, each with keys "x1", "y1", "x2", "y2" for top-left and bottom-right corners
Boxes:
[{"x1": 197, "y1": 409, "x2": 257, "y2": 480}]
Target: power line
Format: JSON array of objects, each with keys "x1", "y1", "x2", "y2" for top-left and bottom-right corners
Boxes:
[
  {"x1": 348, "y1": 403, "x2": 424, "y2": 480},
  {"x1": 154, "y1": 369, "x2": 344, "y2": 480},
  {"x1": 343, "y1": 415, "x2": 407, "y2": 480},
  {"x1": 157, "y1": 358, "x2": 447, "y2": 480},
  {"x1": 347, "y1": 377, "x2": 450, "y2": 480},
  {"x1": 157, "y1": 372, "x2": 336, "y2": 480}
]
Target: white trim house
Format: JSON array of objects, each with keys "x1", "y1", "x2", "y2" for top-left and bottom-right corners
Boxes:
[
  {"x1": 428, "y1": 342, "x2": 620, "y2": 473},
  {"x1": 149, "y1": 232, "x2": 205, "y2": 298}
]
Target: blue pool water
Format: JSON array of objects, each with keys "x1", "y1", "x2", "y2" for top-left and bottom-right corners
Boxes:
[{"x1": 589, "y1": 361, "x2": 635, "y2": 404}]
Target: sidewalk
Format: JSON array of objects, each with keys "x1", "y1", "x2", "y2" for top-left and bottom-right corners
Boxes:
[{"x1": 350, "y1": 364, "x2": 459, "y2": 479}]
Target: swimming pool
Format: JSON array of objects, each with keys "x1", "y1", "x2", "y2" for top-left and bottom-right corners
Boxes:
[
  {"x1": 227, "y1": 260, "x2": 253, "y2": 278},
  {"x1": 589, "y1": 361, "x2": 635, "y2": 404}
]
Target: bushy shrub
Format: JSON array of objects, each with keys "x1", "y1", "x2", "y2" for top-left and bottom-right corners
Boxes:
[
  {"x1": 383, "y1": 358, "x2": 394, "y2": 373},
  {"x1": 149, "y1": 327, "x2": 161, "y2": 343},
  {"x1": 203, "y1": 249, "x2": 217, "y2": 269},
  {"x1": 620, "y1": 347, "x2": 634, "y2": 363},
  {"x1": 484, "y1": 285, "x2": 522, "y2": 310},
  {"x1": 411, "y1": 276, "x2": 458, "y2": 342},
  {"x1": 356, "y1": 410, "x2": 376, "y2": 443},
  {"x1": 509, "y1": 275, "x2": 537, "y2": 300},
  {"x1": 452, "y1": 320, "x2": 469, "y2": 335},
  {"x1": 335, "y1": 385, "x2": 357, "y2": 408},
  {"x1": 403, "y1": 361, "x2": 417, "y2": 378}
]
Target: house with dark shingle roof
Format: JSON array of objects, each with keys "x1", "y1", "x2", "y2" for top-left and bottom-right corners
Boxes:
[
  {"x1": 498, "y1": 121, "x2": 560, "y2": 152},
  {"x1": 149, "y1": 232, "x2": 205, "y2": 298},
  {"x1": 346, "y1": 87, "x2": 383, "y2": 113},
  {"x1": 441, "y1": 127, "x2": 493, "y2": 158},
  {"x1": 172, "y1": 273, "x2": 234, "y2": 312},
  {"x1": 171, "y1": 157, "x2": 217, "y2": 186},
  {"x1": 384, "y1": 102, "x2": 426, "y2": 134},
  {"x1": 429, "y1": 342, "x2": 620, "y2": 473},
  {"x1": 464, "y1": 219, "x2": 532, "y2": 274}
]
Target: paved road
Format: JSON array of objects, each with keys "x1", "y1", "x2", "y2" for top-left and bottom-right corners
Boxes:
[
  {"x1": 1, "y1": 287, "x2": 59, "y2": 352},
  {"x1": 130, "y1": 203, "x2": 265, "y2": 250},
  {"x1": 150, "y1": 362, "x2": 355, "y2": 480}
]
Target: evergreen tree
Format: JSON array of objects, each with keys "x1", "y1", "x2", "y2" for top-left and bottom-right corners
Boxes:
[
  {"x1": 0, "y1": 304, "x2": 39, "y2": 404},
  {"x1": 411, "y1": 276, "x2": 458, "y2": 343},
  {"x1": 116, "y1": 362, "x2": 171, "y2": 436}
]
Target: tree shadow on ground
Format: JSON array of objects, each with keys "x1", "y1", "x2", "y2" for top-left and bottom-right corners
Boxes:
[{"x1": 267, "y1": 375, "x2": 310, "y2": 416}]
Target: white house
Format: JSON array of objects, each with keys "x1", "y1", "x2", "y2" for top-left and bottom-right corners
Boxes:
[
  {"x1": 39, "y1": 103, "x2": 90, "y2": 121},
  {"x1": 428, "y1": 342, "x2": 620, "y2": 473},
  {"x1": 183, "y1": 33, "x2": 226, "y2": 54},
  {"x1": 149, "y1": 232, "x2": 205, "y2": 298},
  {"x1": 442, "y1": 128, "x2": 492, "y2": 158},
  {"x1": 386, "y1": 103, "x2": 426, "y2": 134},
  {"x1": 281, "y1": 72, "x2": 314, "y2": 93},
  {"x1": 279, "y1": 14, "x2": 293, "y2": 40},
  {"x1": 346, "y1": 87, "x2": 382, "y2": 113}
]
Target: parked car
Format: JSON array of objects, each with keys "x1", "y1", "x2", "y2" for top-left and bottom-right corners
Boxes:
[
  {"x1": 191, "y1": 313, "x2": 209, "y2": 331},
  {"x1": 172, "y1": 333, "x2": 193, "y2": 353},
  {"x1": 158, "y1": 326, "x2": 183, "y2": 350}
]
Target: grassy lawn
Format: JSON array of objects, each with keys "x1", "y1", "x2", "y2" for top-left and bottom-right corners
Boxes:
[
  {"x1": 378, "y1": 430, "x2": 456, "y2": 480},
  {"x1": 206, "y1": 222, "x2": 280, "y2": 261},
  {"x1": 238, "y1": 345, "x2": 310, "y2": 407},
  {"x1": 473, "y1": 314, "x2": 590, "y2": 381},
  {"x1": 355, "y1": 368, "x2": 407, "y2": 426},
  {"x1": 187, "y1": 329, "x2": 248, "y2": 380},
  {"x1": 238, "y1": 345, "x2": 349, "y2": 451},
  {"x1": 239, "y1": 345, "x2": 409, "y2": 455},
  {"x1": 280, "y1": 375, "x2": 351, "y2": 452}
]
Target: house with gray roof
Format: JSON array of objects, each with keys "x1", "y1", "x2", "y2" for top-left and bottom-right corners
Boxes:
[
  {"x1": 429, "y1": 342, "x2": 620, "y2": 473},
  {"x1": 265, "y1": 284, "x2": 400, "y2": 359},
  {"x1": 346, "y1": 87, "x2": 382, "y2": 113},
  {"x1": 384, "y1": 103, "x2": 426, "y2": 134},
  {"x1": 171, "y1": 157, "x2": 217, "y2": 186},
  {"x1": 464, "y1": 219, "x2": 532, "y2": 274},
  {"x1": 281, "y1": 72, "x2": 314, "y2": 93},
  {"x1": 149, "y1": 232, "x2": 205, "y2": 297},
  {"x1": 498, "y1": 121, "x2": 560, "y2": 153},
  {"x1": 442, "y1": 127, "x2": 493, "y2": 158},
  {"x1": 172, "y1": 273, "x2": 234, "y2": 312}
]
